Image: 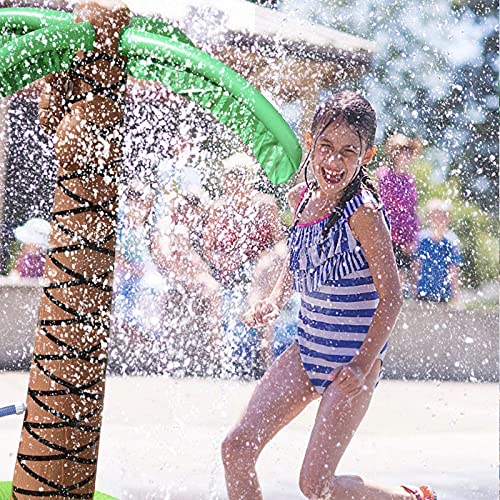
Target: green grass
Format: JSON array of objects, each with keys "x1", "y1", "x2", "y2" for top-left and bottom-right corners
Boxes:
[{"x1": 0, "y1": 482, "x2": 118, "y2": 500}]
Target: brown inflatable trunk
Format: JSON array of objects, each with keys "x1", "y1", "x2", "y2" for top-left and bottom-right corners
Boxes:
[{"x1": 12, "y1": 2, "x2": 130, "y2": 498}]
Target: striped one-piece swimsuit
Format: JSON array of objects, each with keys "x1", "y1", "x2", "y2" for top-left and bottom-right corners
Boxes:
[{"x1": 288, "y1": 188, "x2": 389, "y2": 395}]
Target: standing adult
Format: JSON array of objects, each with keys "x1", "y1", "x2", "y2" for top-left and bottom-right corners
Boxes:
[
  {"x1": 377, "y1": 133, "x2": 422, "y2": 295},
  {"x1": 203, "y1": 153, "x2": 285, "y2": 377},
  {"x1": 151, "y1": 178, "x2": 223, "y2": 377}
]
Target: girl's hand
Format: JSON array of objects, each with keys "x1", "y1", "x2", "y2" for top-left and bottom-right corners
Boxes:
[
  {"x1": 242, "y1": 299, "x2": 280, "y2": 328},
  {"x1": 401, "y1": 241, "x2": 417, "y2": 254},
  {"x1": 328, "y1": 363, "x2": 368, "y2": 399}
]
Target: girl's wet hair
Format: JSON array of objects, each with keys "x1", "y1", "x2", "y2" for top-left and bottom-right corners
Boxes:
[
  {"x1": 295, "y1": 91, "x2": 382, "y2": 244},
  {"x1": 311, "y1": 91, "x2": 377, "y2": 148}
]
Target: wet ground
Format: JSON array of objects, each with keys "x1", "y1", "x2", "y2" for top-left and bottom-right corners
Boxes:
[{"x1": 0, "y1": 372, "x2": 497, "y2": 499}]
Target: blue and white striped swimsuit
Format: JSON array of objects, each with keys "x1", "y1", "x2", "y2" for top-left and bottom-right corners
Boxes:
[{"x1": 288, "y1": 188, "x2": 389, "y2": 395}]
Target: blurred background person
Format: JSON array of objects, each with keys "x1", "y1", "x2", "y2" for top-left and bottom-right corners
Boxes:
[
  {"x1": 413, "y1": 198, "x2": 462, "y2": 304},
  {"x1": 151, "y1": 173, "x2": 223, "y2": 377},
  {"x1": 11, "y1": 217, "x2": 51, "y2": 279},
  {"x1": 110, "y1": 178, "x2": 158, "y2": 374},
  {"x1": 246, "y1": 238, "x2": 300, "y2": 370},
  {"x1": 203, "y1": 153, "x2": 286, "y2": 378},
  {"x1": 377, "y1": 133, "x2": 422, "y2": 296}
]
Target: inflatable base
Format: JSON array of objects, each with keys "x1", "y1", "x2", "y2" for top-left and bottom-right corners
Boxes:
[{"x1": 0, "y1": 482, "x2": 117, "y2": 500}]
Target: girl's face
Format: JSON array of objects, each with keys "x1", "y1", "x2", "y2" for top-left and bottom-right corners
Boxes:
[{"x1": 308, "y1": 118, "x2": 374, "y2": 198}]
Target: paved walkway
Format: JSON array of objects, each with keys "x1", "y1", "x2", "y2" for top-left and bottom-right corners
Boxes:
[{"x1": 0, "y1": 373, "x2": 497, "y2": 499}]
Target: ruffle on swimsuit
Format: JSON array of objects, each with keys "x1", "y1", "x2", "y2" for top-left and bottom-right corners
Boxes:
[{"x1": 288, "y1": 190, "x2": 384, "y2": 294}]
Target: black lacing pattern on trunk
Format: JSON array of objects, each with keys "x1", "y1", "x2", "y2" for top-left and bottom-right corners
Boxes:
[
  {"x1": 13, "y1": 50, "x2": 125, "y2": 499},
  {"x1": 65, "y1": 52, "x2": 127, "y2": 112}
]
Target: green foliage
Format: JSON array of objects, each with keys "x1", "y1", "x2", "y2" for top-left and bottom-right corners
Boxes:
[{"x1": 5, "y1": 239, "x2": 20, "y2": 275}]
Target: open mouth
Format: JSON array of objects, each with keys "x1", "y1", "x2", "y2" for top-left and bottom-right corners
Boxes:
[{"x1": 322, "y1": 168, "x2": 345, "y2": 185}]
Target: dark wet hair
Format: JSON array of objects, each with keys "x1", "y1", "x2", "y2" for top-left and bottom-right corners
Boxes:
[{"x1": 294, "y1": 91, "x2": 381, "y2": 244}]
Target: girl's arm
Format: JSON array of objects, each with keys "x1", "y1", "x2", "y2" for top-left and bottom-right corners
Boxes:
[
  {"x1": 243, "y1": 253, "x2": 293, "y2": 327},
  {"x1": 348, "y1": 205, "x2": 403, "y2": 376},
  {"x1": 242, "y1": 184, "x2": 304, "y2": 326},
  {"x1": 268, "y1": 183, "x2": 306, "y2": 309}
]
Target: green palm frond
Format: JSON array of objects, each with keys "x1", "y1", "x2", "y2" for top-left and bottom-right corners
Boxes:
[{"x1": 119, "y1": 28, "x2": 302, "y2": 184}]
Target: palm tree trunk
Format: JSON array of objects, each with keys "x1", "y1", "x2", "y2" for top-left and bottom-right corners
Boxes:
[{"x1": 12, "y1": 2, "x2": 130, "y2": 498}]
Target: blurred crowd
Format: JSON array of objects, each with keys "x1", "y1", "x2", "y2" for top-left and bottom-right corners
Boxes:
[
  {"x1": 109, "y1": 151, "x2": 288, "y2": 378},
  {"x1": 377, "y1": 134, "x2": 462, "y2": 304},
  {"x1": 8, "y1": 133, "x2": 463, "y2": 379}
]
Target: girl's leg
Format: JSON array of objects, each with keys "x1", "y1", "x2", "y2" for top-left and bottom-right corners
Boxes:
[
  {"x1": 222, "y1": 342, "x2": 319, "y2": 500},
  {"x1": 299, "y1": 360, "x2": 414, "y2": 500}
]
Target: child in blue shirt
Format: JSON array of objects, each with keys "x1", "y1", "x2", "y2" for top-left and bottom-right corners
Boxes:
[{"x1": 414, "y1": 199, "x2": 462, "y2": 302}]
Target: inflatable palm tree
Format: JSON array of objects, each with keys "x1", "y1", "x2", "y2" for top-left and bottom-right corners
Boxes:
[{"x1": 0, "y1": 2, "x2": 301, "y2": 498}]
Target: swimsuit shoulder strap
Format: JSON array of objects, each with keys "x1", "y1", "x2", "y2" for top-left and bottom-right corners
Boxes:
[{"x1": 294, "y1": 185, "x2": 309, "y2": 217}]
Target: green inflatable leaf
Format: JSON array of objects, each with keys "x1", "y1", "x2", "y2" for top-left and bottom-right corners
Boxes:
[
  {"x1": 0, "y1": 22, "x2": 94, "y2": 98},
  {"x1": 119, "y1": 28, "x2": 302, "y2": 184},
  {"x1": 0, "y1": 7, "x2": 302, "y2": 183},
  {"x1": 0, "y1": 9, "x2": 193, "y2": 47},
  {"x1": 0, "y1": 7, "x2": 72, "y2": 45}
]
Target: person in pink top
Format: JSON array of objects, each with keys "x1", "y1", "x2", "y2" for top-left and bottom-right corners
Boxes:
[
  {"x1": 376, "y1": 133, "x2": 422, "y2": 293},
  {"x1": 12, "y1": 218, "x2": 51, "y2": 279}
]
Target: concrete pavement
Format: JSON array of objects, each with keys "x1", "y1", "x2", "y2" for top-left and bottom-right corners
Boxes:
[{"x1": 0, "y1": 372, "x2": 497, "y2": 499}]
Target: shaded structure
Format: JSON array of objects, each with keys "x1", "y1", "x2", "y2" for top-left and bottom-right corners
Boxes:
[
  {"x1": 0, "y1": 0, "x2": 374, "y2": 273},
  {"x1": 126, "y1": 0, "x2": 374, "y2": 138}
]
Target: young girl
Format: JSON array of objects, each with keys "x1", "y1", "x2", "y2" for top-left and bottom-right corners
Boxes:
[{"x1": 221, "y1": 92, "x2": 436, "y2": 500}]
